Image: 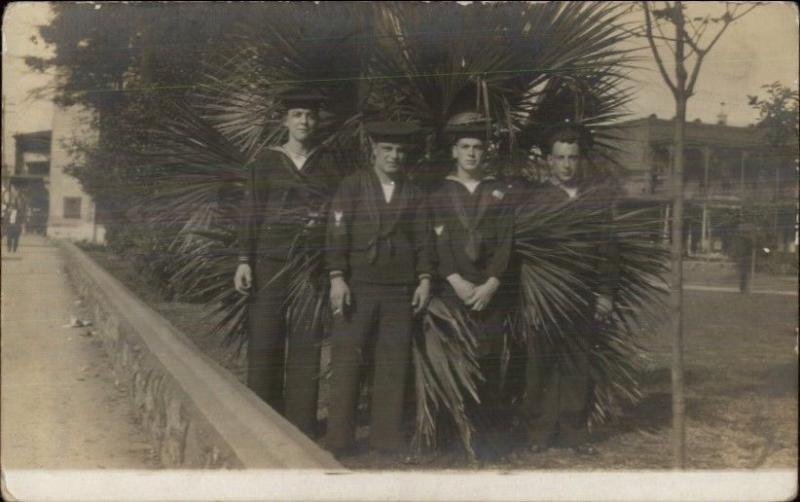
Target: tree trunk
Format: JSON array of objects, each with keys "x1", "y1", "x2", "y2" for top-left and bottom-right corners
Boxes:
[
  {"x1": 670, "y1": 2, "x2": 688, "y2": 469},
  {"x1": 670, "y1": 96, "x2": 687, "y2": 469}
]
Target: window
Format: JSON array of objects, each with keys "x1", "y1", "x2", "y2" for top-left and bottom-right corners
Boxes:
[
  {"x1": 27, "y1": 161, "x2": 50, "y2": 177},
  {"x1": 64, "y1": 197, "x2": 82, "y2": 219}
]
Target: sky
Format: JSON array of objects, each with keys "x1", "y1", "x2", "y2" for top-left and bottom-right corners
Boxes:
[{"x1": 2, "y1": 2, "x2": 798, "y2": 168}]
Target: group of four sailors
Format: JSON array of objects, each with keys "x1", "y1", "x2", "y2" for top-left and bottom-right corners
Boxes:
[{"x1": 234, "y1": 90, "x2": 618, "y2": 460}]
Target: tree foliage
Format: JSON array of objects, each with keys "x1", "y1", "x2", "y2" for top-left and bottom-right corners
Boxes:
[
  {"x1": 26, "y1": 3, "x2": 267, "y2": 292},
  {"x1": 748, "y1": 81, "x2": 800, "y2": 147}
]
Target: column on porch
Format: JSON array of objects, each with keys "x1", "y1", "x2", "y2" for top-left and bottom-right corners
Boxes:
[
  {"x1": 661, "y1": 145, "x2": 674, "y2": 244},
  {"x1": 700, "y1": 146, "x2": 712, "y2": 253},
  {"x1": 739, "y1": 149, "x2": 748, "y2": 195}
]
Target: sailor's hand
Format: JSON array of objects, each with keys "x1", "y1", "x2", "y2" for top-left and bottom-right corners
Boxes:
[
  {"x1": 411, "y1": 277, "x2": 431, "y2": 315},
  {"x1": 448, "y1": 274, "x2": 476, "y2": 304},
  {"x1": 594, "y1": 294, "x2": 614, "y2": 322},
  {"x1": 234, "y1": 264, "x2": 252, "y2": 295},
  {"x1": 467, "y1": 277, "x2": 500, "y2": 311},
  {"x1": 330, "y1": 276, "x2": 351, "y2": 316}
]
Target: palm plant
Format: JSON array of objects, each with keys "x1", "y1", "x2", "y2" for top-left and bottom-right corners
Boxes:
[
  {"x1": 512, "y1": 193, "x2": 668, "y2": 426},
  {"x1": 134, "y1": 2, "x2": 665, "y2": 459}
]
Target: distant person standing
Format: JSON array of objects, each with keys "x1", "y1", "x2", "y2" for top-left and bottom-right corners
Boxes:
[
  {"x1": 732, "y1": 218, "x2": 755, "y2": 293},
  {"x1": 5, "y1": 204, "x2": 22, "y2": 253},
  {"x1": 1, "y1": 201, "x2": 6, "y2": 240}
]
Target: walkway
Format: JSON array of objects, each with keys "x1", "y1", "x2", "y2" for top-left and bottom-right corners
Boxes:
[{"x1": 1, "y1": 235, "x2": 154, "y2": 470}]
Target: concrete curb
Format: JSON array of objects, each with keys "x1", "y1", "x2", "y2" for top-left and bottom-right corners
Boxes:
[{"x1": 58, "y1": 241, "x2": 343, "y2": 470}]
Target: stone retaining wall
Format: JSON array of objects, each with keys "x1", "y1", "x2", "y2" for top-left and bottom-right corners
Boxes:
[{"x1": 58, "y1": 241, "x2": 342, "y2": 470}]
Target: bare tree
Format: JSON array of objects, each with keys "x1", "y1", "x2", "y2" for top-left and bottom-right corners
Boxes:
[{"x1": 632, "y1": 1, "x2": 762, "y2": 468}]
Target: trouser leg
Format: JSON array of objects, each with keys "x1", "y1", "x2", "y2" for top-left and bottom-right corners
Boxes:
[
  {"x1": 474, "y1": 303, "x2": 506, "y2": 423},
  {"x1": 556, "y1": 324, "x2": 592, "y2": 447},
  {"x1": 284, "y1": 308, "x2": 323, "y2": 438},
  {"x1": 326, "y1": 284, "x2": 377, "y2": 453},
  {"x1": 7, "y1": 229, "x2": 18, "y2": 252},
  {"x1": 522, "y1": 336, "x2": 560, "y2": 447},
  {"x1": 369, "y1": 285, "x2": 413, "y2": 451},
  {"x1": 468, "y1": 291, "x2": 510, "y2": 457},
  {"x1": 246, "y1": 260, "x2": 288, "y2": 413},
  {"x1": 739, "y1": 265, "x2": 749, "y2": 293}
]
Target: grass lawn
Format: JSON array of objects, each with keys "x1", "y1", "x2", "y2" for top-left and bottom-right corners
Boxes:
[{"x1": 86, "y1": 250, "x2": 797, "y2": 470}]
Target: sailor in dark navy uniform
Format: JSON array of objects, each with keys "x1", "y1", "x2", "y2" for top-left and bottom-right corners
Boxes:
[
  {"x1": 429, "y1": 112, "x2": 516, "y2": 458},
  {"x1": 234, "y1": 89, "x2": 344, "y2": 437},
  {"x1": 521, "y1": 123, "x2": 620, "y2": 456},
  {"x1": 324, "y1": 122, "x2": 434, "y2": 456}
]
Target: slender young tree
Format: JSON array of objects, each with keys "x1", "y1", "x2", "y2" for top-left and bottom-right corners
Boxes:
[{"x1": 635, "y1": 0, "x2": 762, "y2": 468}]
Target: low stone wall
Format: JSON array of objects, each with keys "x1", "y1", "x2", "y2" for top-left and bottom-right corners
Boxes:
[{"x1": 58, "y1": 241, "x2": 342, "y2": 470}]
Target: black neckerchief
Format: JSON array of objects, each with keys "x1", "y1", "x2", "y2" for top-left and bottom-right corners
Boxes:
[
  {"x1": 445, "y1": 176, "x2": 497, "y2": 262},
  {"x1": 268, "y1": 146, "x2": 327, "y2": 227}
]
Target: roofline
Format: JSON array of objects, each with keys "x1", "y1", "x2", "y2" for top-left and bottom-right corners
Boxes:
[
  {"x1": 12, "y1": 130, "x2": 52, "y2": 139},
  {"x1": 613, "y1": 116, "x2": 761, "y2": 132}
]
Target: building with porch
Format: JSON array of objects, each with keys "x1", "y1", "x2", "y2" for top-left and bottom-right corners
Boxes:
[
  {"x1": 6, "y1": 103, "x2": 104, "y2": 243},
  {"x1": 607, "y1": 115, "x2": 798, "y2": 256}
]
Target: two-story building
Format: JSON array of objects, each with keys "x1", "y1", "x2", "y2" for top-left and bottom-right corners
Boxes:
[
  {"x1": 7, "y1": 103, "x2": 104, "y2": 243},
  {"x1": 605, "y1": 115, "x2": 798, "y2": 256}
]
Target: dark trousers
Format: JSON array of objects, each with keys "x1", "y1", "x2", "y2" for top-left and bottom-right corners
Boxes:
[
  {"x1": 737, "y1": 262, "x2": 750, "y2": 293},
  {"x1": 247, "y1": 258, "x2": 321, "y2": 437},
  {"x1": 326, "y1": 281, "x2": 414, "y2": 453},
  {"x1": 522, "y1": 323, "x2": 593, "y2": 447},
  {"x1": 6, "y1": 225, "x2": 21, "y2": 252},
  {"x1": 440, "y1": 285, "x2": 511, "y2": 457}
]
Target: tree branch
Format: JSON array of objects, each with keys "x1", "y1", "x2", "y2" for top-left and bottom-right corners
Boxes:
[
  {"x1": 654, "y1": 14, "x2": 678, "y2": 57},
  {"x1": 643, "y1": 1, "x2": 677, "y2": 95},
  {"x1": 729, "y1": 3, "x2": 761, "y2": 23},
  {"x1": 685, "y1": 2, "x2": 763, "y2": 93},
  {"x1": 692, "y1": 18, "x2": 710, "y2": 46},
  {"x1": 619, "y1": 24, "x2": 677, "y2": 43}
]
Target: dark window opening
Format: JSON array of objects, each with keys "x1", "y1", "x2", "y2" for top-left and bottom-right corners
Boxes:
[{"x1": 64, "y1": 197, "x2": 82, "y2": 219}]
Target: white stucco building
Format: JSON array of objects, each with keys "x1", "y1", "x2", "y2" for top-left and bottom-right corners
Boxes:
[
  {"x1": 9, "y1": 102, "x2": 105, "y2": 244},
  {"x1": 46, "y1": 102, "x2": 104, "y2": 243}
]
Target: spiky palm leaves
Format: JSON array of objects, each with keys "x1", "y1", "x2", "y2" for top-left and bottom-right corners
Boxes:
[
  {"x1": 131, "y1": 2, "x2": 661, "y2": 458},
  {"x1": 193, "y1": 2, "x2": 372, "y2": 162},
  {"x1": 369, "y1": 3, "x2": 635, "y2": 137},
  {"x1": 513, "y1": 191, "x2": 668, "y2": 427},
  {"x1": 412, "y1": 297, "x2": 483, "y2": 460}
]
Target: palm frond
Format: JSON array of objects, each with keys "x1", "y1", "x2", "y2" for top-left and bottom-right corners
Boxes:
[
  {"x1": 412, "y1": 297, "x2": 483, "y2": 460},
  {"x1": 512, "y1": 195, "x2": 669, "y2": 424},
  {"x1": 191, "y1": 2, "x2": 373, "y2": 160}
]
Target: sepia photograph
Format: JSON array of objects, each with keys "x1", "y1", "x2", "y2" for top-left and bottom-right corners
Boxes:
[{"x1": 1, "y1": 2, "x2": 797, "y2": 501}]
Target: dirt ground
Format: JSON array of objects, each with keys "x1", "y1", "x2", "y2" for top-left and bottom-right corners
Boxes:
[
  {"x1": 1, "y1": 238, "x2": 157, "y2": 471},
  {"x1": 89, "y1": 251, "x2": 798, "y2": 470}
]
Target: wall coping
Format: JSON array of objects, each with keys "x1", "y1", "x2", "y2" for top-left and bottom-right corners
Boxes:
[{"x1": 59, "y1": 241, "x2": 343, "y2": 470}]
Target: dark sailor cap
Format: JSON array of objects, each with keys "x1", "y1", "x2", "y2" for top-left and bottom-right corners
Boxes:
[
  {"x1": 443, "y1": 112, "x2": 492, "y2": 142},
  {"x1": 364, "y1": 121, "x2": 424, "y2": 143},
  {"x1": 277, "y1": 88, "x2": 327, "y2": 110}
]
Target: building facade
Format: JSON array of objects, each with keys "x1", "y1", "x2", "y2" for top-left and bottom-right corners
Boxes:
[
  {"x1": 605, "y1": 115, "x2": 798, "y2": 255},
  {"x1": 7, "y1": 103, "x2": 105, "y2": 243},
  {"x1": 47, "y1": 103, "x2": 104, "y2": 242}
]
